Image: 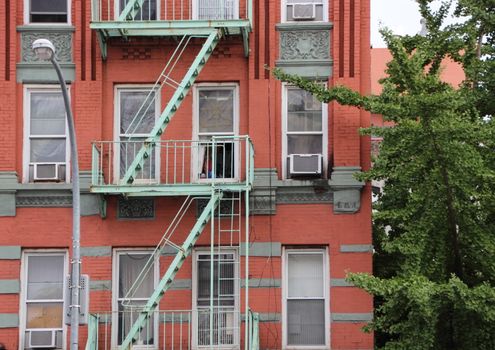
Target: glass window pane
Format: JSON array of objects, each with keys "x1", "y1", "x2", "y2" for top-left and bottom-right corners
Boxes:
[
  {"x1": 287, "y1": 300, "x2": 325, "y2": 345},
  {"x1": 27, "y1": 255, "x2": 64, "y2": 300},
  {"x1": 120, "y1": 0, "x2": 157, "y2": 20},
  {"x1": 30, "y1": 92, "x2": 66, "y2": 136},
  {"x1": 31, "y1": 0, "x2": 67, "y2": 13},
  {"x1": 288, "y1": 111, "x2": 322, "y2": 132},
  {"x1": 197, "y1": 254, "x2": 235, "y2": 306},
  {"x1": 30, "y1": 139, "x2": 66, "y2": 163},
  {"x1": 199, "y1": 89, "x2": 234, "y2": 133},
  {"x1": 119, "y1": 137, "x2": 156, "y2": 180},
  {"x1": 118, "y1": 253, "x2": 154, "y2": 298},
  {"x1": 287, "y1": 135, "x2": 322, "y2": 155},
  {"x1": 288, "y1": 253, "x2": 324, "y2": 298},
  {"x1": 120, "y1": 91, "x2": 156, "y2": 135},
  {"x1": 26, "y1": 303, "x2": 63, "y2": 328}
]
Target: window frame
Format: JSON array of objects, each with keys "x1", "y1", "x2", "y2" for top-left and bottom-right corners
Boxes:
[
  {"x1": 111, "y1": 248, "x2": 160, "y2": 349},
  {"x1": 24, "y1": 0, "x2": 71, "y2": 25},
  {"x1": 192, "y1": 0, "x2": 240, "y2": 20},
  {"x1": 114, "y1": 85, "x2": 161, "y2": 184},
  {"x1": 282, "y1": 248, "x2": 330, "y2": 350},
  {"x1": 281, "y1": 0, "x2": 328, "y2": 23},
  {"x1": 23, "y1": 85, "x2": 71, "y2": 184},
  {"x1": 19, "y1": 250, "x2": 69, "y2": 350},
  {"x1": 191, "y1": 248, "x2": 240, "y2": 349},
  {"x1": 281, "y1": 83, "x2": 328, "y2": 179},
  {"x1": 192, "y1": 83, "x2": 240, "y2": 183}
]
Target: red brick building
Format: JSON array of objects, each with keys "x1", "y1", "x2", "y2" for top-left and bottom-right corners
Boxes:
[{"x1": 0, "y1": 0, "x2": 372, "y2": 348}]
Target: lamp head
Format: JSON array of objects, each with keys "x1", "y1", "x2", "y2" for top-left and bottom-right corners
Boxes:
[{"x1": 32, "y1": 39, "x2": 56, "y2": 61}]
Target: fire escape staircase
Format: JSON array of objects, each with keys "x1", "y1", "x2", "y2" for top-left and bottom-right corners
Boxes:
[{"x1": 120, "y1": 192, "x2": 222, "y2": 349}]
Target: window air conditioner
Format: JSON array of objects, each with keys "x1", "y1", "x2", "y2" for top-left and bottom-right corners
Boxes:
[
  {"x1": 28, "y1": 330, "x2": 56, "y2": 348},
  {"x1": 33, "y1": 163, "x2": 62, "y2": 181},
  {"x1": 289, "y1": 154, "x2": 322, "y2": 175},
  {"x1": 292, "y1": 3, "x2": 316, "y2": 20}
]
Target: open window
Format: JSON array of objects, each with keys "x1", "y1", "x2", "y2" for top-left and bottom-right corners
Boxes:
[{"x1": 193, "y1": 84, "x2": 239, "y2": 182}]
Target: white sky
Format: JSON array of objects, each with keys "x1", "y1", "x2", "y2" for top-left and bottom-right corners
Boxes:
[{"x1": 371, "y1": 0, "x2": 459, "y2": 48}]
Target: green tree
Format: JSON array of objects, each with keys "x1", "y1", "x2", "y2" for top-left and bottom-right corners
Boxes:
[{"x1": 274, "y1": 1, "x2": 495, "y2": 349}]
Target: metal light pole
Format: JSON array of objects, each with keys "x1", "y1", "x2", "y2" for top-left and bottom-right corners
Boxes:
[{"x1": 32, "y1": 38, "x2": 81, "y2": 350}]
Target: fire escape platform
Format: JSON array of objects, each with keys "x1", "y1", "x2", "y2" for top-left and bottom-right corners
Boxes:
[
  {"x1": 91, "y1": 20, "x2": 251, "y2": 58},
  {"x1": 90, "y1": 182, "x2": 251, "y2": 196}
]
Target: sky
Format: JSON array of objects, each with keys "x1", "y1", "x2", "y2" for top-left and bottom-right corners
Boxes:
[{"x1": 371, "y1": 0, "x2": 459, "y2": 48}]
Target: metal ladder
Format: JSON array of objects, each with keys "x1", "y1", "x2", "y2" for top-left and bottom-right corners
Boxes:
[
  {"x1": 120, "y1": 191, "x2": 223, "y2": 349},
  {"x1": 120, "y1": 29, "x2": 222, "y2": 185}
]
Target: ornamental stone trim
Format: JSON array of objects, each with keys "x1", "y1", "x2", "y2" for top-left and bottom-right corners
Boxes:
[
  {"x1": 279, "y1": 29, "x2": 330, "y2": 60},
  {"x1": 17, "y1": 195, "x2": 72, "y2": 207},
  {"x1": 19, "y1": 28, "x2": 74, "y2": 63},
  {"x1": 118, "y1": 197, "x2": 155, "y2": 219}
]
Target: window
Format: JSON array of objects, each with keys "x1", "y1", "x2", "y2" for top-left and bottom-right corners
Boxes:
[
  {"x1": 115, "y1": 86, "x2": 160, "y2": 183},
  {"x1": 21, "y1": 252, "x2": 67, "y2": 349},
  {"x1": 24, "y1": 87, "x2": 69, "y2": 183},
  {"x1": 27, "y1": 0, "x2": 69, "y2": 23},
  {"x1": 193, "y1": 0, "x2": 239, "y2": 20},
  {"x1": 192, "y1": 250, "x2": 239, "y2": 347},
  {"x1": 282, "y1": 0, "x2": 327, "y2": 22},
  {"x1": 119, "y1": 0, "x2": 158, "y2": 20},
  {"x1": 283, "y1": 249, "x2": 329, "y2": 348},
  {"x1": 282, "y1": 85, "x2": 328, "y2": 178},
  {"x1": 193, "y1": 84, "x2": 239, "y2": 181},
  {"x1": 112, "y1": 250, "x2": 158, "y2": 347}
]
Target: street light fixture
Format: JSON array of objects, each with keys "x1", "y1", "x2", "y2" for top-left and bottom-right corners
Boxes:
[{"x1": 32, "y1": 38, "x2": 81, "y2": 350}]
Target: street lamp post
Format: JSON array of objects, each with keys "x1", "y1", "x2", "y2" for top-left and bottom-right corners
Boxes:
[{"x1": 32, "y1": 38, "x2": 81, "y2": 350}]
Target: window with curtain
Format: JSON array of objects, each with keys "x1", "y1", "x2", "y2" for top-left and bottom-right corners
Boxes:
[
  {"x1": 115, "y1": 251, "x2": 156, "y2": 346},
  {"x1": 29, "y1": 0, "x2": 68, "y2": 23},
  {"x1": 22, "y1": 252, "x2": 66, "y2": 349},
  {"x1": 26, "y1": 89, "x2": 68, "y2": 183},
  {"x1": 117, "y1": 87, "x2": 158, "y2": 183},
  {"x1": 195, "y1": 85, "x2": 237, "y2": 181},
  {"x1": 284, "y1": 250, "x2": 327, "y2": 347},
  {"x1": 194, "y1": 251, "x2": 238, "y2": 347}
]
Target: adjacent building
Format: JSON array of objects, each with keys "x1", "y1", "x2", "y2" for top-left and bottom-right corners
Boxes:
[{"x1": 0, "y1": 0, "x2": 372, "y2": 348}]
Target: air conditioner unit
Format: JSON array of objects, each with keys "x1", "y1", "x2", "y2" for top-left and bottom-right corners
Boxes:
[
  {"x1": 292, "y1": 3, "x2": 316, "y2": 20},
  {"x1": 28, "y1": 330, "x2": 56, "y2": 348},
  {"x1": 33, "y1": 163, "x2": 63, "y2": 181},
  {"x1": 289, "y1": 154, "x2": 322, "y2": 175}
]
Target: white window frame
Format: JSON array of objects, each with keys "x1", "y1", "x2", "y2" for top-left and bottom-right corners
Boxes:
[
  {"x1": 23, "y1": 85, "x2": 71, "y2": 184},
  {"x1": 19, "y1": 250, "x2": 69, "y2": 350},
  {"x1": 281, "y1": 0, "x2": 328, "y2": 22},
  {"x1": 114, "y1": 85, "x2": 161, "y2": 184},
  {"x1": 24, "y1": 0, "x2": 71, "y2": 25},
  {"x1": 115, "y1": 0, "x2": 160, "y2": 20},
  {"x1": 112, "y1": 249, "x2": 159, "y2": 349},
  {"x1": 282, "y1": 248, "x2": 330, "y2": 350},
  {"x1": 191, "y1": 248, "x2": 240, "y2": 349},
  {"x1": 192, "y1": 83, "x2": 240, "y2": 183},
  {"x1": 281, "y1": 83, "x2": 328, "y2": 179}
]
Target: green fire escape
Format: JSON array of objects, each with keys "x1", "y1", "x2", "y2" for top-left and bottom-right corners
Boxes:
[{"x1": 88, "y1": 0, "x2": 258, "y2": 348}]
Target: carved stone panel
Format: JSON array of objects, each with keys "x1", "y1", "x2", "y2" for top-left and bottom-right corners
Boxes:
[
  {"x1": 280, "y1": 30, "x2": 330, "y2": 60},
  {"x1": 118, "y1": 198, "x2": 155, "y2": 219},
  {"x1": 21, "y1": 31, "x2": 73, "y2": 63}
]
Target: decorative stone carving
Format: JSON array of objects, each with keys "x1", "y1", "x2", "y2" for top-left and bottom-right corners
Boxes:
[
  {"x1": 118, "y1": 198, "x2": 155, "y2": 219},
  {"x1": 196, "y1": 197, "x2": 234, "y2": 217},
  {"x1": 280, "y1": 30, "x2": 330, "y2": 60},
  {"x1": 21, "y1": 32, "x2": 73, "y2": 63},
  {"x1": 17, "y1": 195, "x2": 72, "y2": 207},
  {"x1": 276, "y1": 190, "x2": 332, "y2": 204}
]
